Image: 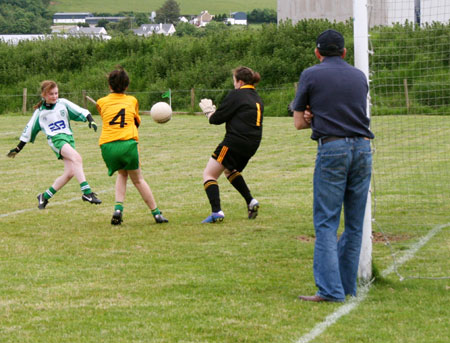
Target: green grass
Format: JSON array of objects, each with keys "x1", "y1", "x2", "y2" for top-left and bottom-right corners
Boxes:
[
  {"x1": 49, "y1": 0, "x2": 277, "y2": 15},
  {"x1": 0, "y1": 115, "x2": 448, "y2": 342}
]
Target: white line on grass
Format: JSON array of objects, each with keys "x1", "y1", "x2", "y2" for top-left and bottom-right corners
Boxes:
[
  {"x1": 295, "y1": 222, "x2": 450, "y2": 343},
  {"x1": 0, "y1": 131, "x2": 18, "y2": 136},
  {"x1": 0, "y1": 188, "x2": 113, "y2": 219}
]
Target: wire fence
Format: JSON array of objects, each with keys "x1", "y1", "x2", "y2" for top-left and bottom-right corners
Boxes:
[{"x1": 0, "y1": 85, "x2": 298, "y2": 117}]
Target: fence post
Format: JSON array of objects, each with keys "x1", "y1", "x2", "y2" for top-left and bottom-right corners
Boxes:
[
  {"x1": 82, "y1": 90, "x2": 87, "y2": 108},
  {"x1": 22, "y1": 88, "x2": 27, "y2": 114},
  {"x1": 403, "y1": 79, "x2": 410, "y2": 113},
  {"x1": 190, "y1": 88, "x2": 195, "y2": 112}
]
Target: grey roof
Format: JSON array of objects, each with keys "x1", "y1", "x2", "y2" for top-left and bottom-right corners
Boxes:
[
  {"x1": 232, "y1": 12, "x2": 247, "y2": 20},
  {"x1": 67, "y1": 27, "x2": 106, "y2": 35}
]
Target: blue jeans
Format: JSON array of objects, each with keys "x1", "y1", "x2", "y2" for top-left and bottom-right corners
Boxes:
[{"x1": 313, "y1": 137, "x2": 372, "y2": 301}]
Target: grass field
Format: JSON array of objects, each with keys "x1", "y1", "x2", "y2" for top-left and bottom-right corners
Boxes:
[
  {"x1": 49, "y1": 0, "x2": 277, "y2": 15},
  {"x1": 0, "y1": 115, "x2": 449, "y2": 342}
]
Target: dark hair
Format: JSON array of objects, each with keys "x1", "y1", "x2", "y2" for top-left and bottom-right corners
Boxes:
[
  {"x1": 233, "y1": 66, "x2": 261, "y2": 85},
  {"x1": 34, "y1": 80, "x2": 58, "y2": 109},
  {"x1": 318, "y1": 48, "x2": 345, "y2": 57},
  {"x1": 108, "y1": 66, "x2": 129, "y2": 93}
]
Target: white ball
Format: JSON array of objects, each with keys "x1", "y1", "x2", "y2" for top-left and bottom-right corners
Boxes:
[{"x1": 150, "y1": 102, "x2": 172, "y2": 124}]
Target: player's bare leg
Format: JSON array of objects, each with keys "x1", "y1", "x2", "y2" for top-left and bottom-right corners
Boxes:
[
  {"x1": 37, "y1": 144, "x2": 100, "y2": 209},
  {"x1": 128, "y1": 168, "x2": 168, "y2": 223},
  {"x1": 59, "y1": 143, "x2": 100, "y2": 204},
  {"x1": 115, "y1": 170, "x2": 128, "y2": 203}
]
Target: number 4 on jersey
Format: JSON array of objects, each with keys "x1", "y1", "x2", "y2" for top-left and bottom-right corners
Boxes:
[{"x1": 109, "y1": 109, "x2": 127, "y2": 128}]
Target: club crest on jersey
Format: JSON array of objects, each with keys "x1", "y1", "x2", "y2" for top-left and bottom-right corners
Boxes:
[{"x1": 60, "y1": 110, "x2": 66, "y2": 117}]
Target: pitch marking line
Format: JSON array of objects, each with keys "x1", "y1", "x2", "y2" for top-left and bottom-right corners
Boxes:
[
  {"x1": 0, "y1": 188, "x2": 113, "y2": 219},
  {"x1": 296, "y1": 222, "x2": 450, "y2": 343},
  {"x1": 0, "y1": 131, "x2": 18, "y2": 136}
]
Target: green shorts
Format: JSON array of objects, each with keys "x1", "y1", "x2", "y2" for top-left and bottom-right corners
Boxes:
[
  {"x1": 101, "y1": 139, "x2": 140, "y2": 176},
  {"x1": 47, "y1": 133, "x2": 76, "y2": 160}
]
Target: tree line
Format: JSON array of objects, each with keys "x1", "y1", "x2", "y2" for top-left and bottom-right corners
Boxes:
[
  {"x1": 0, "y1": 19, "x2": 448, "y2": 116},
  {"x1": 0, "y1": 0, "x2": 52, "y2": 34}
]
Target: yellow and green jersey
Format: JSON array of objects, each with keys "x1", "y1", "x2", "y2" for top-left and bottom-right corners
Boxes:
[{"x1": 96, "y1": 93, "x2": 141, "y2": 146}]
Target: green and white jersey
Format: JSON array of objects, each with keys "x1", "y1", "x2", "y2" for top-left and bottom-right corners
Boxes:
[{"x1": 20, "y1": 98, "x2": 90, "y2": 143}]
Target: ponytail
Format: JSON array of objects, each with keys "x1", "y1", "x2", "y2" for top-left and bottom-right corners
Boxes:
[{"x1": 233, "y1": 66, "x2": 261, "y2": 86}]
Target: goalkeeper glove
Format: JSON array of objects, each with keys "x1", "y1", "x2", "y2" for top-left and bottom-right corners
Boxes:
[
  {"x1": 199, "y1": 98, "x2": 216, "y2": 118},
  {"x1": 7, "y1": 147, "x2": 20, "y2": 158},
  {"x1": 88, "y1": 121, "x2": 98, "y2": 132},
  {"x1": 6, "y1": 141, "x2": 26, "y2": 158}
]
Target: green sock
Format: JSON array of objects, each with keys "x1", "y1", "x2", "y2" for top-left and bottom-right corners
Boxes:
[
  {"x1": 115, "y1": 202, "x2": 124, "y2": 212},
  {"x1": 43, "y1": 187, "x2": 57, "y2": 200},
  {"x1": 151, "y1": 207, "x2": 161, "y2": 216},
  {"x1": 80, "y1": 181, "x2": 92, "y2": 195}
]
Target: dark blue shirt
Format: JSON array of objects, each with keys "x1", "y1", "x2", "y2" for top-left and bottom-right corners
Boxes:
[{"x1": 292, "y1": 56, "x2": 374, "y2": 140}]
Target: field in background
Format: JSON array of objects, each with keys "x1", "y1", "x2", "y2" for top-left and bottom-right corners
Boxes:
[
  {"x1": 49, "y1": 0, "x2": 277, "y2": 15},
  {"x1": 0, "y1": 115, "x2": 448, "y2": 342}
]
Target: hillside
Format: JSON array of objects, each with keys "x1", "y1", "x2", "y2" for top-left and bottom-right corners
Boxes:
[{"x1": 49, "y1": 0, "x2": 277, "y2": 15}]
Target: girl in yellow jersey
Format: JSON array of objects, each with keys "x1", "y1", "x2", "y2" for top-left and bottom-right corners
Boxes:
[{"x1": 96, "y1": 66, "x2": 168, "y2": 225}]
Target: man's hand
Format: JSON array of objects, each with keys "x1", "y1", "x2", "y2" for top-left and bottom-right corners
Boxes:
[
  {"x1": 6, "y1": 147, "x2": 20, "y2": 158},
  {"x1": 199, "y1": 98, "x2": 216, "y2": 118},
  {"x1": 89, "y1": 121, "x2": 98, "y2": 132},
  {"x1": 304, "y1": 106, "x2": 313, "y2": 124}
]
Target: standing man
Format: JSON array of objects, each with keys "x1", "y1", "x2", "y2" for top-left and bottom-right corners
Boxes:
[{"x1": 292, "y1": 29, "x2": 374, "y2": 302}]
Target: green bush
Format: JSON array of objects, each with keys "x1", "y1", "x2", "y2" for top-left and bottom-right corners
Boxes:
[{"x1": 0, "y1": 20, "x2": 448, "y2": 116}]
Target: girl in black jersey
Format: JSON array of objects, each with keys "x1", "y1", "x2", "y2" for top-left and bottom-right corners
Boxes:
[{"x1": 199, "y1": 66, "x2": 264, "y2": 223}]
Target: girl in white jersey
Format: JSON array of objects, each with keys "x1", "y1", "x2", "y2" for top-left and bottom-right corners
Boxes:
[{"x1": 6, "y1": 80, "x2": 102, "y2": 209}]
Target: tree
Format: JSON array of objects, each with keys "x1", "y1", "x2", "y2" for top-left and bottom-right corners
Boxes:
[
  {"x1": 0, "y1": 0, "x2": 51, "y2": 34},
  {"x1": 175, "y1": 22, "x2": 198, "y2": 37},
  {"x1": 96, "y1": 19, "x2": 109, "y2": 28},
  {"x1": 135, "y1": 13, "x2": 150, "y2": 26},
  {"x1": 155, "y1": 0, "x2": 180, "y2": 24},
  {"x1": 107, "y1": 17, "x2": 133, "y2": 34},
  {"x1": 213, "y1": 14, "x2": 227, "y2": 23},
  {"x1": 247, "y1": 8, "x2": 277, "y2": 24}
]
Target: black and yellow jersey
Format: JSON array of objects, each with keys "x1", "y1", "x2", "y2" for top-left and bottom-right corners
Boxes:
[{"x1": 209, "y1": 85, "x2": 263, "y2": 155}]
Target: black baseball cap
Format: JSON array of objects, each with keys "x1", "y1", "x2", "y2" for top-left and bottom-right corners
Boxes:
[{"x1": 316, "y1": 29, "x2": 345, "y2": 52}]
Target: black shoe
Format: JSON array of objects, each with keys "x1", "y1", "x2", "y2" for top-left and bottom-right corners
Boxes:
[
  {"x1": 111, "y1": 210, "x2": 123, "y2": 225},
  {"x1": 82, "y1": 192, "x2": 102, "y2": 204},
  {"x1": 154, "y1": 212, "x2": 168, "y2": 223},
  {"x1": 37, "y1": 193, "x2": 49, "y2": 210}
]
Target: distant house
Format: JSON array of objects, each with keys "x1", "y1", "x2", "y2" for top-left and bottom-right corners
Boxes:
[
  {"x1": 192, "y1": 10, "x2": 214, "y2": 27},
  {"x1": 53, "y1": 12, "x2": 93, "y2": 24},
  {"x1": 227, "y1": 12, "x2": 247, "y2": 25},
  {"x1": 133, "y1": 23, "x2": 176, "y2": 36},
  {"x1": 67, "y1": 26, "x2": 110, "y2": 39}
]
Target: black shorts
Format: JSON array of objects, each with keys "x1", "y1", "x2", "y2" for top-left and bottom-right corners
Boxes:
[{"x1": 212, "y1": 144, "x2": 252, "y2": 172}]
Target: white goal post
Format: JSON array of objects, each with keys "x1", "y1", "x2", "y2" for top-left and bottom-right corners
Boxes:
[{"x1": 354, "y1": 0, "x2": 373, "y2": 282}]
